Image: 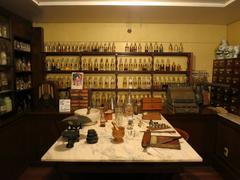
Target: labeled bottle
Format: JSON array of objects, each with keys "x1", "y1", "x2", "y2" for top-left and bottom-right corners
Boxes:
[
  {"x1": 112, "y1": 42, "x2": 116, "y2": 52},
  {"x1": 166, "y1": 59, "x2": 171, "y2": 72},
  {"x1": 105, "y1": 58, "x2": 109, "y2": 71},
  {"x1": 110, "y1": 58, "x2": 115, "y2": 71},
  {"x1": 124, "y1": 93, "x2": 133, "y2": 118},
  {"x1": 138, "y1": 43, "x2": 142, "y2": 52},
  {"x1": 160, "y1": 59, "x2": 165, "y2": 71},
  {"x1": 168, "y1": 43, "x2": 173, "y2": 52},
  {"x1": 118, "y1": 58, "x2": 123, "y2": 71},
  {"x1": 171, "y1": 61, "x2": 176, "y2": 71},
  {"x1": 154, "y1": 42, "x2": 158, "y2": 52},
  {"x1": 94, "y1": 58, "x2": 98, "y2": 71},
  {"x1": 159, "y1": 43, "x2": 164, "y2": 52},
  {"x1": 125, "y1": 42, "x2": 130, "y2": 52}
]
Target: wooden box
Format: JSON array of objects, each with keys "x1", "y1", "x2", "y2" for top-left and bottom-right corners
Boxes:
[{"x1": 142, "y1": 98, "x2": 162, "y2": 111}]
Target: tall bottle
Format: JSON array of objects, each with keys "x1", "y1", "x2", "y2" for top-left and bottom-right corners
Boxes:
[{"x1": 124, "y1": 92, "x2": 133, "y2": 118}]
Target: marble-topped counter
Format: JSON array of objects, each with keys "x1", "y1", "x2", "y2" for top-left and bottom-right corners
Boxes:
[
  {"x1": 41, "y1": 115, "x2": 202, "y2": 163},
  {"x1": 218, "y1": 113, "x2": 240, "y2": 126}
]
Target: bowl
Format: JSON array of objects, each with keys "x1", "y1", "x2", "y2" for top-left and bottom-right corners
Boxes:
[{"x1": 74, "y1": 108, "x2": 100, "y2": 126}]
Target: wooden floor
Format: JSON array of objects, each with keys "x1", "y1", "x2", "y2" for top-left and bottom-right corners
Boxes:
[{"x1": 54, "y1": 166, "x2": 224, "y2": 180}]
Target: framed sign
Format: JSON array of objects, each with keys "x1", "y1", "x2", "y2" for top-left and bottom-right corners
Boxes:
[
  {"x1": 59, "y1": 99, "x2": 71, "y2": 113},
  {"x1": 71, "y1": 72, "x2": 84, "y2": 89}
]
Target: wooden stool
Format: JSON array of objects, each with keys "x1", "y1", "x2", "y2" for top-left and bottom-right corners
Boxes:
[
  {"x1": 175, "y1": 128, "x2": 190, "y2": 141},
  {"x1": 18, "y1": 166, "x2": 57, "y2": 180}
]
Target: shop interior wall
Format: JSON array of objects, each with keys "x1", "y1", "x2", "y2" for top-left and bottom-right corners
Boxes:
[
  {"x1": 227, "y1": 20, "x2": 240, "y2": 45},
  {"x1": 34, "y1": 23, "x2": 227, "y2": 81}
]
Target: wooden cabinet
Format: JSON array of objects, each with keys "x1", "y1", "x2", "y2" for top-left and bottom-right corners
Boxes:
[
  {"x1": 0, "y1": 12, "x2": 14, "y2": 116},
  {"x1": 13, "y1": 37, "x2": 33, "y2": 112},
  {"x1": 0, "y1": 7, "x2": 37, "y2": 120},
  {"x1": 211, "y1": 58, "x2": 240, "y2": 115},
  {"x1": 43, "y1": 50, "x2": 192, "y2": 107},
  {"x1": 215, "y1": 117, "x2": 240, "y2": 179}
]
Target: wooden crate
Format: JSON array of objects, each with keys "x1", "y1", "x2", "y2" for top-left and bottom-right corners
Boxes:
[{"x1": 142, "y1": 98, "x2": 162, "y2": 111}]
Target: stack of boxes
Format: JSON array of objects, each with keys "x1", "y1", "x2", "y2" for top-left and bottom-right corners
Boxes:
[{"x1": 70, "y1": 89, "x2": 89, "y2": 112}]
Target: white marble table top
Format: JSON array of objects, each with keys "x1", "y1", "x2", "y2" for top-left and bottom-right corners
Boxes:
[
  {"x1": 218, "y1": 113, "x2": 240, "y2": 126},
  {"x1": 41, "y1": 114, "x2": 202, "y2": 163}
]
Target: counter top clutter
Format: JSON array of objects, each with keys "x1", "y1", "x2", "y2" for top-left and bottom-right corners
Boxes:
[{"x1": 41, "y1": 114, "x2": 202, "y2": 163}]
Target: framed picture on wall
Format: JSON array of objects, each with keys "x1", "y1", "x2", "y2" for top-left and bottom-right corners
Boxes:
[{"x1": 71, "y1": 72, "x2": 84, "y2": 89}]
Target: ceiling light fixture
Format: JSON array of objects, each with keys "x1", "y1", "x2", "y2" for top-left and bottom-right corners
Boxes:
[{"x1": 32, "y1": 0, "x2": 236, "y2": 7}]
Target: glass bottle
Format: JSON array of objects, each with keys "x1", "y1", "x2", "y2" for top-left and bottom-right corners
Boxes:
[
  {"x1": 129, "y1": 58, "x2": 133, "y2": 71},
  {"x1": 145, "y1": 43, "x2": 149, "y2": 52},
  {"x1": 168, "y1": 43, "x2": 173, "y2": 52},
  {"x1": 125, "y1": 42, "x2": 129, "y2": 52},
  {"x1": 128, "y1": 77, "x2": 133, "y2": 89},
  {"x1": 99, "y1": 58, "x2": 104, "y2": 71},
  {"x1": 110, "y1": 77, "x2": 115, "y2": 89},
  {"x1": 94, "y1": 58, "x2": 98, "y2": 71},
  {"x1": 159, "y1": 43, "x2": 164, "y2": 52},
  {"x1": 171, "y1": 61, "x2": 176, "y2": 71},
  {"x1": 124, "y1": 58, "x2": 128, "y2": 71},
  {"x1": 104, "y1": 76, "x2": 109, "y2": 89},
  {"x1": 137, "y1": 76, "x2": 142, "y2": 89},
  {"x1": 124, "y1": 93, "x2": 133, "y2": 118},
  {"x1": 154, "y1": 42, "x2": 158, "y2": 52},
  {"x1": 119, "y1": 58, "x2": 123, "y2": 71},
  {"x1": 143, "y1": 59, "x2": 147, "y2": 71},
  {"x1": 133, "y1": 59, "x2": 138, "y2": 71},
  {"x1": 98, "y1": 77, "x2": 103, "y2": 88},
  {"x1": 166, "y1": 59, "x2": 171, "y2": 72},
  {"x1": 110, "y1": 58, "x2": 115, "y2": 71},
  {"x1": 133, "y1": 77, "x2": 138, "y2": 89},
  {"x1": 138, "y1": 43, "x2": 142, "y2": 52},
  {"x1": 105, "y1": 58, "x2": 109, "y2": 71},
  {"x1": 112, "y1": 42, "x2": 116, "y2": 52},
  {"x1": 123, "y1": 77, "x2": 128, "y2": 89}
]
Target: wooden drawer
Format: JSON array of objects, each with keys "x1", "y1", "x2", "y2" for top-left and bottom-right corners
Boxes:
[
  {"x1": 226, "y1": 59, "x2": 234, "y2": 67},
  {"x1": 216, "y1": 121, "x2": 240, "y2": 175}
]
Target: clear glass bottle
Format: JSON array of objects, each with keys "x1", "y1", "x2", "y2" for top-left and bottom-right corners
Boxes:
[
  {"x1": 110, "y1": 58, "x2": 115, "y2": 71},
  {"x1": 124, "y1": 93, "x2": 133, "y2": 118},
  {"x1": 105, "y1": 58, "x2": 109, "y2": 71},
  {"x1": 118, "y1": 58, "x2": 123, "y2": 71},
  {"x1": 123, "y1": 77, "x2": 128, "y2": 89},
  {"x1": 110, "y1": 76, "x2": 115, "y2": 89}
]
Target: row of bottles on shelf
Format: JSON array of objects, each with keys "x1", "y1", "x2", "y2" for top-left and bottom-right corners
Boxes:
[
  {"x1": 0, "y1": 96, "x2": 12, "y2": 115},
  {"x1": 46, "y1": 57, "x2": 80, "y2": 71},
  {"x1": 0, "y1": 42, "x2": 10, "y2": 65},
  {"x1": 44, "y1": 41, "x2": 184, "y2": 53},
  {"x1": 46, "y1": 74, "x2": 71, "y2": 89},
  {"x1": 124, "y1": 42, "x2": 183, "y2": 53},
  {"x1": 154, "y1": 59, "x2": 182, "y2": 72},
  {"x1": 82, "y1": 57, "x2": 115, "y2": 71},
  {"x1": 0, "y1": 24, "x2": 8, "y2": 38},
  {"x1": 0, "y1": 72, "x2": 8, "y2": 91},
  {"x1": 44, "y1": 41, "x2": 116, "y2": 53},
  {"x1": 46, "y1": 73, "x2": 188, "y2": 90},
  {"x1": 14, "y1": 40, "x2": 31, "y2": 52},
  {"x1": 15, "y1": 57, "x2": 31, "y2": 72},
  {"x1": 16, "y1": 76, "x2": 31, "y2": 90},
  {"x1": 45, "y1": 56, "x2": 185, "y2": 72},
  {"x1": 84, "y1": 75, "x2": 116, "y2": 89}
]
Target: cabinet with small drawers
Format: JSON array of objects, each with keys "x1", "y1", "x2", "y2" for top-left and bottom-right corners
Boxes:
[{"x1": 211, "y1": 58, "x2": 240, "y2": 115}]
